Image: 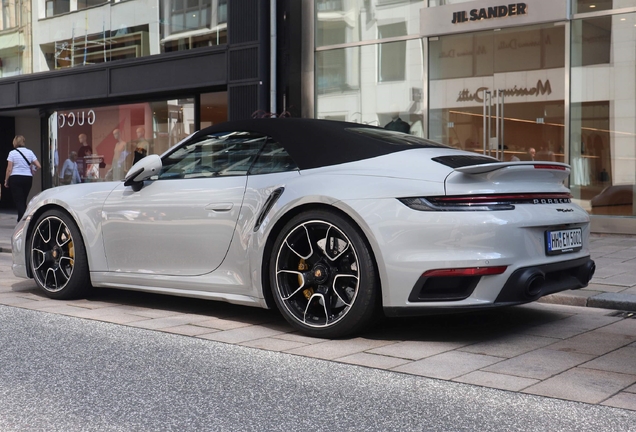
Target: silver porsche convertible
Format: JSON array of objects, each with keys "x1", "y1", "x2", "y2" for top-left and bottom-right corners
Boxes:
[{"x1": 12, "y1": 119, "x2": 595, "y2": 338}]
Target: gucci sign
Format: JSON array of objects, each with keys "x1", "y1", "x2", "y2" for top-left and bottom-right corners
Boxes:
[{"x1": 58, "y1": 110, "x2": 96, "y2": 128}]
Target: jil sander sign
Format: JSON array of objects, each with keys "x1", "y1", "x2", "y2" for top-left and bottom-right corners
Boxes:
[
  {"x1": 421, "y1": 0, "x2": 567, "y2": 38},
  {"x1": 456, "y1": 80, "x2": 552, "y2": 103},
  {"x1": 452, "y1": 3, "x2": 528, "y2": 24}
]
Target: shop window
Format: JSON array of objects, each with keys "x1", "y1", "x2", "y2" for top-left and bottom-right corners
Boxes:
[
  {"x1": 170, "y1": 0, "x2": 211, "y2": 34},
  {"x1": 316, "y1": 46, "x2": 359, "y2": 94},
  {"x1": 316, "y1": 0, "x2": 344, "y2": 11},
  {"x1": 77, "y1": 0, "x2": 108, "y2": 10},
  {"x1": 316, "y1": 0, "x2": 425, "y2": 47},
  {"x1": 49, "y1": 97, "x2": 203, "y2": 186},
  {"x1": 378, "y1": 23, "x2": 407, "y2": 82},
  {"x1": 200, "y1": 91, "x2": 228, "y2": 129},
  {"x1": 44, "y1": 0, "x2": 106, "y2": 16},
  {"x1": 1, "y1": 0, "x2": 18, "y2": 30},
  {"x1": 160, "y1": 0, "x2": 227, "y2": 53},
  {"x1": 316, "y1": 40, "x2": 424, "y2": 136},
  {"x1": 570, "y1": 12, "x2": 636, "y2": 217},
  {"x1": 45, "y1": 0, "x2": 69, "y2": 17},
  {"x1": 573, "y1": 17, "x2": 611, "y2": 66},
  {"x1": 429, "y1": 24, "x2": 565, "y2": 80},
  {"x1": 218, "y1": 0, "x2": 227, "y2": 23},
  {"x1": 573, "y1": 0, "x2": 613, "y2": 14},
  {"x1": 41, "y1": 25, "x2": 150, "y2": 69}
]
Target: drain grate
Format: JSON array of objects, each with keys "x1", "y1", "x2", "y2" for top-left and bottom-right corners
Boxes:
[{"x1": 607, "y1": 311, "x2": 636, "y2": 319}]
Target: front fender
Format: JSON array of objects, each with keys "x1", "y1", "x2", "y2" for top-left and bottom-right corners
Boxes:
[{"x1": 19, "y1": 184, "x2": 119, "y2": 274}]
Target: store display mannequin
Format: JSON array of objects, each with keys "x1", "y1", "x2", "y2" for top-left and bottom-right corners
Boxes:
[
  {"x1": 134, "y1": 127, "x2": 150, "y2": 165},
  {"x1": 111, "y1": 129, "x2": 131, "y2": 181}
]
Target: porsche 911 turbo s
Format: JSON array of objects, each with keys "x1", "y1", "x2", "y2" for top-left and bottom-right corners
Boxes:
[{"x1": 12, "y1": 119, "x2": 595, "y2": 338}]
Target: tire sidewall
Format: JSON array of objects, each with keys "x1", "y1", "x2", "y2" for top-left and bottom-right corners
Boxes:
[{"x1": 30, "y1": 209, "x2": 91, "y2": 299}]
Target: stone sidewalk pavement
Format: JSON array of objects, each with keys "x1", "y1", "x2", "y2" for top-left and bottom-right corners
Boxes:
[{"x1": 1, "y1": 252, "x2": 635, "y2": 412}]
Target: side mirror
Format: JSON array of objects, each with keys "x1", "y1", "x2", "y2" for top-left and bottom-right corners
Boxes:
[{"x1": 124, "y1": 154, "x2": 162, "y2": 191}]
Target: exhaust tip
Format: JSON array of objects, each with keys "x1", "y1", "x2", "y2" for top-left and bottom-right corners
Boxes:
[
  {"x1": 517, "y1": 268, "x2": 545, "y2": 299},
  {"x1": 572, "y1": 260, "x2": 596, "y2": 289},
  {"x1": 588, "y1": 261, "x2": 596, "y2": 281},
  {"x1": 526, "y1": 273, "x2": 545, "y2": 298}
]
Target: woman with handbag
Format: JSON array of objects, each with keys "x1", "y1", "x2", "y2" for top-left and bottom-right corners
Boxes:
[{"x1": 4, "y1": 135, "x2": 42, "y2": 222}]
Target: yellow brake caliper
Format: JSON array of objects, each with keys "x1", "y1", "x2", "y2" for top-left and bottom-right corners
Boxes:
[
  {"x1": 298, "y1": 258, "x2": 314, "y2": 299},
  {"x1": 67, "y1": 239, "x2": 75, "y2": 266}
]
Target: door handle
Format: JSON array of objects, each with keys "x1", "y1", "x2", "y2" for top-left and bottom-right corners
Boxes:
[{"x1": 205, "y1": 202, "x2": 233, "y2": 212}]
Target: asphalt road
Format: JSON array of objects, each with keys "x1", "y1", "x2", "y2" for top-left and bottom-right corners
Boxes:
[{"x1": 1, "y1": 306, "x2": 635, "y2": 431}]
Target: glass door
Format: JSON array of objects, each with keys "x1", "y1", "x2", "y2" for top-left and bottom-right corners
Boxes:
[{"x1": 429, "y1": 23, "x2": 566, "y2": 162}]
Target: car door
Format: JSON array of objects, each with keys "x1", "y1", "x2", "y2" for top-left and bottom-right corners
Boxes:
[{"x1": 101, "y1": 131, "x2": 267, "y2": 276}]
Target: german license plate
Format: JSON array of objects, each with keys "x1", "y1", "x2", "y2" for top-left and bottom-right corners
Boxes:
[{"x1": 546, "y1": 228, "x2": 582, "y2": 255}]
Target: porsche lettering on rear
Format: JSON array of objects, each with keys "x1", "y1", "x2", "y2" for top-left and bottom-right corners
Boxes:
[{"x1": 534, "y1": 198, "x2": 571, "y2": 204}]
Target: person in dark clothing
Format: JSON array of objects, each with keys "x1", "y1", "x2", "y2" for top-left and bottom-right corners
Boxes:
[
  {"x1": 77, "y1": 133, "x2": 92, "y2": 181},
  {"x1": 384, "y1": 116, "x2": 411, "y2": 133},
  {"x1": 384, "y1": 104, "x2": 411, "y2": 133}
]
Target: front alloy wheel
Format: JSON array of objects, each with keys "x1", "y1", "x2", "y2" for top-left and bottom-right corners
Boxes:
[
  {"x1": 270, "y1": 210, "x2": 378, "y2": 338},
  {"x1": 30, "y1": 210, "x2": 91, "y2": 299}
]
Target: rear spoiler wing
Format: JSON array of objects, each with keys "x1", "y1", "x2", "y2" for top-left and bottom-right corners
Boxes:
[{"x1": 454, "y1": 161, "x2": 570, "y2": 175}]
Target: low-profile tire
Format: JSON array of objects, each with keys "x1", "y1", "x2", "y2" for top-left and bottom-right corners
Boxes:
[
  {"x1": 269, "y1": 209, "x2": 379, "y2": 338},
  {"x1": 29, "y1": 209, "x2": 92, "y2": 300}
]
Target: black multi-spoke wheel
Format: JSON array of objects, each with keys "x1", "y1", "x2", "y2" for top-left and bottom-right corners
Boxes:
[
  {"x1": 30, "y1": 209, "x2": 91, "y2": 299},
  {"x1": 270, "y1": 210, "x2": 379, "y2": 338}
]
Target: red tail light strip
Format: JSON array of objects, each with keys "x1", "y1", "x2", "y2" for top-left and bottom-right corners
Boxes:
[
  {"x1": 422, "y1": 266, "x2": 508, "y2": 277},
  {"x1": 431, "y1": 193, "x2": 572, "y2": 204},
  {"x1": 534, "y1": 164, "x2": 567, "y2": 170}
]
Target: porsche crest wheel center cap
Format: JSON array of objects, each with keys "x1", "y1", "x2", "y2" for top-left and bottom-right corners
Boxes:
[{"x1": 312, "y1": 264, "x2": 329, "y2": 284}]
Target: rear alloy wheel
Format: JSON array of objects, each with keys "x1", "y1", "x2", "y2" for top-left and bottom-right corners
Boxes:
[
  {"x1": 30, "y1": 209, "x2": 91, "y2": 299},
  {"x1": 270, "y1": 210, "x2": 378, "y2": 338}
]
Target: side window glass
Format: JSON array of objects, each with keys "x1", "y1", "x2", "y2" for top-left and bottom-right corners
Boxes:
[
  {"x1": 249, "y1": 139, "x2": 298, "y2": 175},
  {"x1": 158, "y1": 132, "x2": 266, "y2": 180}
]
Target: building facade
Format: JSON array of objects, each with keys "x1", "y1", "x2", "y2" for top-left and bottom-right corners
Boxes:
[
  {"x1": 0, "y1": 0, "x2": 635, "y2": 234},
  {"x1": 312, "y1": 0, "x2": 636, "y2": 234},
  {"x1": 0, "y1": 0, "x2": 303, "y2": 206}
]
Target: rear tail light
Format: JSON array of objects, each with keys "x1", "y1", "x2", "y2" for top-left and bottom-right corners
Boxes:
[
  {"x1": 534, "y1": 164, "x2": 567, "y2": 170},
  {"x1": 422, "y1": 266, "x2": 508, "y2": 277},
  {"x1": 399, "y1": 193, "x2": 572, "y2": 211}
]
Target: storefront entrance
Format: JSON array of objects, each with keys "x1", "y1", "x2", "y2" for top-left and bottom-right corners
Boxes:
[
  {"x1": 428, "y1": 23, "x2": 565, "y2": 163},
  {"x1": 0, "y1": 117, "x2": 16, "y2": 209}
]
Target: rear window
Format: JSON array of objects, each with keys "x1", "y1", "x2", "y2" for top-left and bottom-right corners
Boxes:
[{"x1": 345, "y1": 128, "x2": 449, "y2": 148}]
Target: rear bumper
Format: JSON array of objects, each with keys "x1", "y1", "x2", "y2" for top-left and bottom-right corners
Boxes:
[{"x1": 384, "y1": 256, "x2": 595, "y2": 317}]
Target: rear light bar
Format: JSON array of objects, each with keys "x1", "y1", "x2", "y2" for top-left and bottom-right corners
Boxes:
[
  {"x1": 399, "y1": 193, "x2": 572, "y2": 211},
  {"x1": 422, "y1": 266, "x2": 508, "y2": 277},
  {"x1": 534, "y1": 164, "x2": 567, "y2": 170}
]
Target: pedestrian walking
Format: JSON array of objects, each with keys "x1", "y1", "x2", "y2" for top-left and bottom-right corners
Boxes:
[
  {"x1": 59, "y1": 151, "x2": 81, "y2": 185},
  {"x1": 4, "y1": 135, "x2": 42, "y2": 222}
]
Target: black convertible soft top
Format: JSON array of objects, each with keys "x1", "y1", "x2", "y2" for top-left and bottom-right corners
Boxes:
[{"x1": 193, "y1": 118, "x2": 448, "y2": 170}]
